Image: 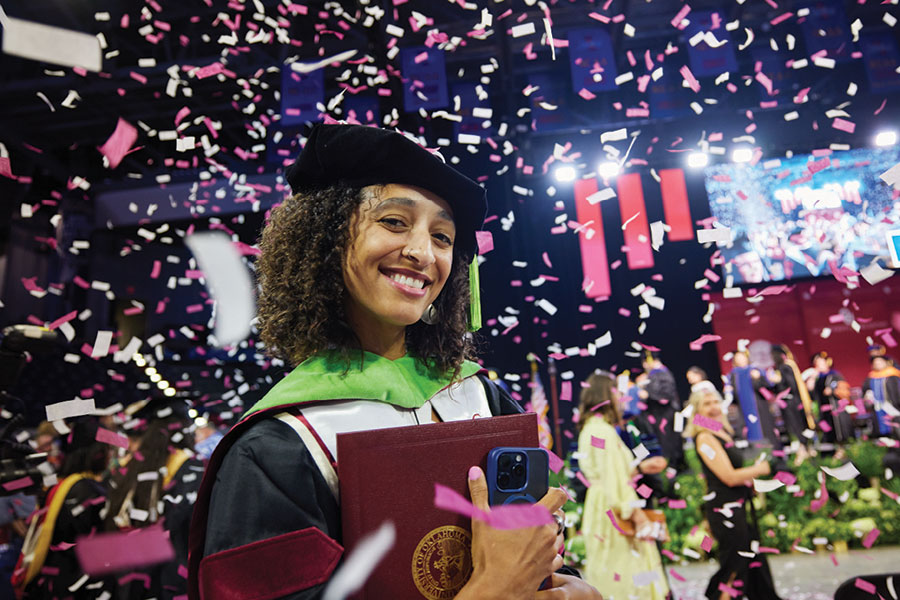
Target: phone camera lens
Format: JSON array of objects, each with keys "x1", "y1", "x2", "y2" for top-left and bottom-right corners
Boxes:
[
  {"x1": 498, "y1": 454, "x2": 511, "y2": 469},
  {"x1": 498, "y1": 473, "x2": 511, "y2": 489},
  {"x1": 511, "y1": 464, "x2": 525, "y2": 476}
]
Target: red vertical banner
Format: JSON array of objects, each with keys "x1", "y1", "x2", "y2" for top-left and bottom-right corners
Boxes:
[
  {"x1": 573, "y1": 178, "x2": 611, "y2": 298},
  {"x1": 616, "y1": 173, "x2": 654, "y2": 269},
  {"x1": 659, "y1": 168, "x2": 693, "y2": 241}
]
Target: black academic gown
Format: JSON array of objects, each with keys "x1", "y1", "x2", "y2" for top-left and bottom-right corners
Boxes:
[
  {"x1": 771, "y1": 364, "x2": 806, "y2": 439},
  {"x1": 115, "y1": 455, "x2": 206, "y2": 600},
  {"x1": 644, "y1": 367, "x2": 684, "y2": 469},
  {"x1": 191, "y1": 374, "x2": 524, "y2": 600},
  {"x1": 23, "y1": 478, "x2": 110, "y2": 600}
]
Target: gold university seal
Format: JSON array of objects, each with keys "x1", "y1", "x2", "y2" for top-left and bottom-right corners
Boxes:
[{"x1": 411, "y1": 525, "x2": 473, "y2": 600}]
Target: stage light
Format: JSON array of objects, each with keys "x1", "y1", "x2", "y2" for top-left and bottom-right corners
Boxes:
[
  {"x1": 188, "y1": 408, "x2": 199, "y2": 418},
  {"x1": 553, "y1": 165, "x2": 576, "y2": 182},
  {"x1": 687, "y1": 152, "x2": 709, "y2": 168},
  {"x1": 144, "y1": 367, "x2": 157, "y2": 376},
  {"x1": 150, "y1": 373, "x2": 162, "y2": 383},
  {"x1": 164, "y1": 387, "x2": 177, "y2": 397},
  {"x1": 157, "y1": 380, "x2": 169, "y2": 389},
  {"x1": 195, "y1": 416, "x2": 209, "y2": 427},
  {"x1": 875, "y1": 130, "x2": 897, "y2": 147},
  {"x1": 597, "y1": 161, "x2": 620, "y2": 179},
  {"x1": 732, "y1": 147, "x2": 753, "y2": 163}
]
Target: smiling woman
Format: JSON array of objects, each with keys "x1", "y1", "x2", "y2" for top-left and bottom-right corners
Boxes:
[{"x1": 187, "y1": 124, "x2": 602, "y2": 600}]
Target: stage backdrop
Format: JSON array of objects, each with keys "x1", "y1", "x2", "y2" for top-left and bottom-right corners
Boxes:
[{"x1": 709, "y1": 277, "x2": 899, "y2": 387}]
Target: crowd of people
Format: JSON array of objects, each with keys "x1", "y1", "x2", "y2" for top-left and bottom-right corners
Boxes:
[
  {"x1": 573, "y1": 344, "x2": 900, "y2": 600},
  {"x1": 0, "y1": 401, "x2": 213, "y2": 599},
  {"x1": 3, "y1": 123, "x2": 899, "y2": 600}
]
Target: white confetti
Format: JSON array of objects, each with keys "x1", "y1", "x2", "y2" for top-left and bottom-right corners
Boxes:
[
  {"x1": 322, "y1": 522, "x2": 395, "y2": 600},
  {"x1": 185, "y1": 232, "x2": 256, "y2": 346},
  {"x1": 753, "y1": 478, "x2": 785, "y2": 493},
  {"x1": 46, "y1": 398, "x2": 96, "y2": 422},
  {"x1": 697, "y1": 227, "x2": 732, "y2": 245},
  {"x1": 821, "y1": 462, "x2": 860, "y2": 481},
  {"x1": 1, "y1": 16, "x2": 102, "y2": 71}
]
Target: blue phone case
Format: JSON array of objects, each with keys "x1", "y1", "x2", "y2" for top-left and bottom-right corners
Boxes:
[{"x1": 486, "y1": 447, "x2": 550, "y2": 506}]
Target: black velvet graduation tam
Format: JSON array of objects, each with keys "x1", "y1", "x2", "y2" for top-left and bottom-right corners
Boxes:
[{"x1": 285, "y1": 123, "x2": 486, "y2": 259}]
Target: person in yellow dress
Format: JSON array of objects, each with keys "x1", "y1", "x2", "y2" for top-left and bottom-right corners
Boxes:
[{"x1": 577, "y1": 371, "x2": 670, "y2": 600}]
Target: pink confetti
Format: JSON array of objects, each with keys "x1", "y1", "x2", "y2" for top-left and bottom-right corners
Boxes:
[
  {"x1": 671, "y1": 4, "x2": 691, "y2": 28},
  {"x1": 77, "y1": 525, "x2": 175, "y2": 576},
  {"x1": 774, "y1": 471, "x2": 796, "y2": 486},
  {"x1": 636, "y1": 484, "x2": 653, "y2": 498},
  {"x1": 679, "y1": 65, "x2": 700, "y2": 93},
  {"x1": 669, "y1": 568, "x2": 686, "y2": 582},
  {"x1": 689, "y1": 334, "x2": 721, "y2": 351},
  {"x1": 590, "y1": 435, "x2": 605, "y2": 449},
  {"x1": 854, "y1": 578, "x2": 876, "y2": 594},
  {"x1": 474, "y1": 230, "x2": 493, "y2": 254},
  {"x1": 606, "y1": 509, "x2": 627, "y2": 535},
  {"x1": 560, "y1": 380, "x2": 572, "y2": 402},
  {"x1": 832, "y1": 118, "x2": 856, "y2": 133},
  {"x1": 434, "y1": 483, "x2": 553, "y2": 530},
  {"x1": 667, "y1": 499, "x2": 687, "y2": 509},
  {"x1": 548, "y1": 450, "x2": 564, "y2": 474},
  {"x1": 2, "y1": 476, "x2": 33, "y2": 492},
  {"x1": 96, "y1": 427, "x2": 130, "y2": 449},
  {"x1": 98, "y1": 118, "x2": 138, "y2": 170},
  {"x1": 862, "y1": 528, "x2": 880, "y2": 548},
  {"x1": 692, "y1": 414, "x2": 723, "y2": 431},
  {"x1": 576, "y1": 470, "x2": 592, "y2": 489},
  {"x1": 701, "y1": 535, "x2": 713, "y2": 552}
]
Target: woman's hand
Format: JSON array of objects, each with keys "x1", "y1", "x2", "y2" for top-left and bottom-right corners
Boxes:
[
  {"x1": 457, "y1": 467, "x2": 566, "y2": 600},
  {"x1": 637, "y1": 456, "x2": 667, "y2": 475},
  {"x1": 534, "y1": 573, "x2": 603, "y2": 599}
]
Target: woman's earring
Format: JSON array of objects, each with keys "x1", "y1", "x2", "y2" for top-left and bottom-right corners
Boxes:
[{"x1": 421, "y1": 303, "x2": 438, "y2": 325}]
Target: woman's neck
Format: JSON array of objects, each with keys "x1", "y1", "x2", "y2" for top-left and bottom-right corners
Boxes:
[{"x1": 346, "y1": 304, "x2": 407, "y2": 360}]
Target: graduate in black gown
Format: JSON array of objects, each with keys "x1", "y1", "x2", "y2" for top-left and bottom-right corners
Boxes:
[
  {"x1": 769, "y1": 345, "x2": 815, "y2": 465},
  {"x1": 106, "y1": 399, "x2": 205, "y2": 599},
  {"x1": 637, "y1": 350, "x2": 684, "y2": 471},
  {"x1": 187, "y1": 124, "x2": 600, "y2": 600},
  {"x1": 15, "y1": 418, "x2": 112, "y2": 599},
  {"x1": 685, "y1": 388, "x2": 782, "y2": 600},
  {"x1": 807, "y1": 351, "x2": 852, "y2": 458}
]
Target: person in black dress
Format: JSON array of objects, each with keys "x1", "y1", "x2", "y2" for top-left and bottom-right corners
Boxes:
[{"x1": 685, "y1": 387, "x2": 782, "y2": 600}]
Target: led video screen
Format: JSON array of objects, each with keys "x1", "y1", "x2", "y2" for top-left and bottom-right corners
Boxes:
[{"x1": 704, "y1": 146, "x2": 900, "y2": 284}]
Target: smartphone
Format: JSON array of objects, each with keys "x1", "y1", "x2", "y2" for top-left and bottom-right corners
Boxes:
[{"x1": 486, "y1": 447, "x2": 550, "y2": 506}]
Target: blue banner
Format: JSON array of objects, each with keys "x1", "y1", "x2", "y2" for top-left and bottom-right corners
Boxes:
[
  {"x1": 752, "y1": 46, "x2": 794, "y2": 102},
  {"x1": 799, "y1": 2, "x2": 852, "y2": 62},
  {"x1": 648, "y1": 66, "x2": 691, "y2": 119},
  {"x1": 567, "y1": 28, "x2": 619, "y2": 93},
  {"x1": 280, "y1": 66, "x2": 324, "y2": 127},
  {"x1": 861, "y1": 31, "x2": 900, "y2": 94},
  {"x1": 450, "y1": 82, "x2": 493, "y2": 138},
  {"x1": 342, "y1": 95, "x2": 381, "y2": 125},
  {"x1": 685, "y1": 10, "x2": 738, "y2": 77},
  {"x1": 400, "y1": 46, "x2": 449, "y2": 112},
  {"x1": 528, "y1": 72, "x2": 569, "y2": 132}
]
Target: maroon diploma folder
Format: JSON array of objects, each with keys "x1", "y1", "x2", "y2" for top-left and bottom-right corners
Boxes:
[{"x1": 337, "y1": 413, "x2": 539, "y2": 600}]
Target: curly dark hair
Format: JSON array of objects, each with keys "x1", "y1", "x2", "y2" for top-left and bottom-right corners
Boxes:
[{"x1": 256, "y1": 182, "x2": 476, "y2": 380}]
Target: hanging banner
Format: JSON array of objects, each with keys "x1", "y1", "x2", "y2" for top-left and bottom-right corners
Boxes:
[
  {"x1": 573, "y1": 178, "x2": 612, "y2": 299},
  {"x1": 568, "y1": 28, "x2": 619, "y2": 93},
  {"x1": 860, "y1": 32, "x2": 900, "y2": 94},
  {"x1": 752, "y1": 46, "x2": 794, "y2": 102},
  {"x1": 684, "y1": 10, "x2": 738, "y2": 77},
  {"x1": 617, "y1": 173, "x2": 654, "y2": 270},
  {"x1": 450, "y1": 82, "x2": 494, "y2": 139},
  {"x1": 343, "y1": 95, "x2": 381, "y2": 125},
  {"x1": 649, "y1": 66, "x2": 691, "y2": 119},
  {"x1": 400, "y1": 46, "x2": 449, "y2": 112},
  {"x1": 528, "y1": 72, "x2": 570, "y2": 132},
  {"x1": 799, "y1": 2, "x2": 852, "y2": 62},
  {"x1": 281, "y1": 66, "x2": 324, "y2": 127},
  {"x1": 659, "y1": 169, "x2": 694, "y2": 241}
]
